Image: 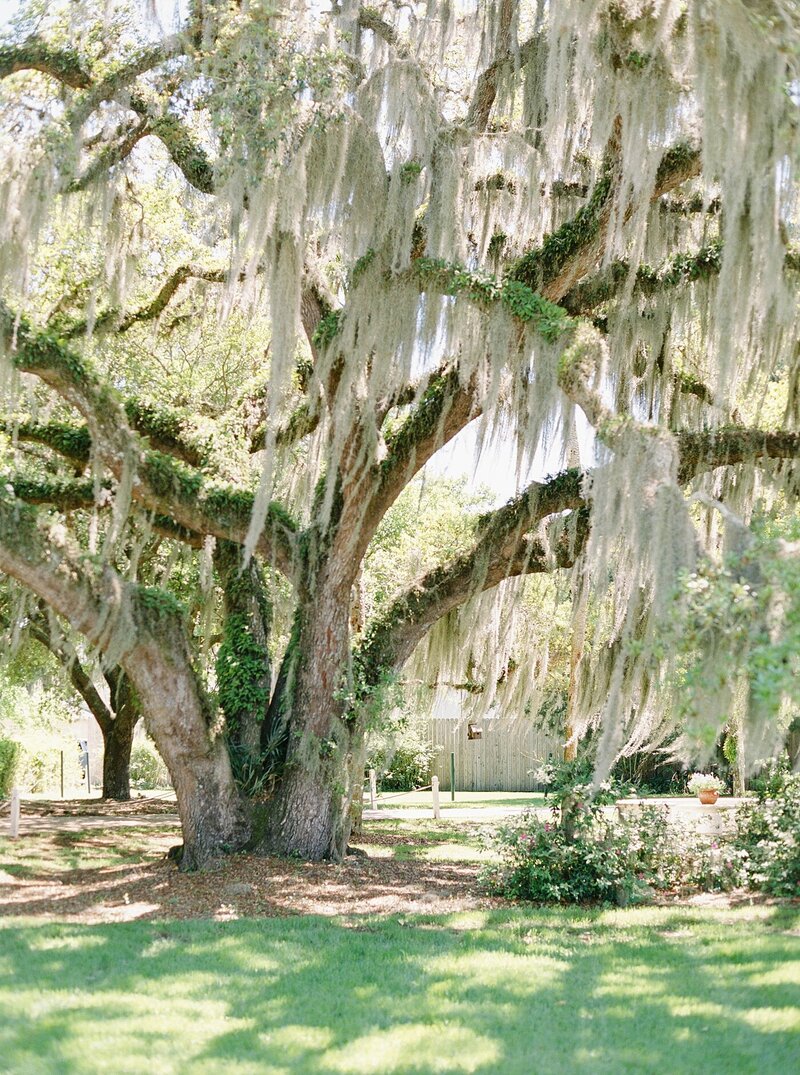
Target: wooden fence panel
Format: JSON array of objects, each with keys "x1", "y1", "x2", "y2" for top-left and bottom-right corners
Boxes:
[{"x1": 428, "y1": 716, "x2": 562, "y2": 792}]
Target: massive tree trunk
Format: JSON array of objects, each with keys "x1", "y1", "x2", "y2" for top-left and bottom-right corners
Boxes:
[
  {"x1": 257, "y1": 727, "x2": 366, "y2": 861},
  {"x1": 215, "y1": 541, "x2": 272, "y2": 783},
  {"x1": 122, "y1": 634, "x2": 250, "y2": 870},
  {"x1": 255, "y1": 560, "x2": 360, "y2": 860}
]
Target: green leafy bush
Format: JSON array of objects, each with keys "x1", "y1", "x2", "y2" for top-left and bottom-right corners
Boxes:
[
  {"x1": 0, "y1": 738, "x2": 21, "y2": 798},
  {"x1": 481, "y1": 806, "x2": 654, "y2": 905},
  {"x1": 733, "y1": 771, "x2": 800, "y2": 897},
  {"x1": 532, "y1": 754, "x2": 633, "y2": 806},
  {"x1": 482, "y1": 801, "x2": 746, "y2": 905},
  {"x1": 129, "y1": 743, "x2": 170, "y2": 790},
  {"x1": 365, "y1": 702, "x2": 439, "y2": 792},
  {"x1": 748, "y1": 752, "x2": 792, "y2": 797},
  {"x1": 611, "y1": 749, "x2": 686, "y2": 794},
  {"x1": 370, "y1": 732, "x2": 438, "y2": 791},
  {"x1": 14, "y1": 739, "x2": 84, "y2": 794}
]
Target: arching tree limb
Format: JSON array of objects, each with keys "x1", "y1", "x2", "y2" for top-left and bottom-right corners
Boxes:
[
  {"x1": 361, "y1": 470, "x2": 585, "y2": 676},
  {"x1": 0, "y1": 39, "x2": 92, "y2": 88},
  {"x1": 508, "y1": 142, "x2": 701, "y2": 302}
]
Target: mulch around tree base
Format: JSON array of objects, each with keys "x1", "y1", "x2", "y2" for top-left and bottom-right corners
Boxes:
[
  {"x1": 0, "y1": 839, "x2": 494, "y2": 923},
  {"x1": 1, "y1": 799, "x2": 501, "y2": 922},
  {"x1": 2, "y1": 804, "x2": 791, "y2": 923}
]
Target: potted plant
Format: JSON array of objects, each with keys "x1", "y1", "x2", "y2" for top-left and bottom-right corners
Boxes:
[{"x1": 687, "y1": 772, "x2": 726, "y2": 804}]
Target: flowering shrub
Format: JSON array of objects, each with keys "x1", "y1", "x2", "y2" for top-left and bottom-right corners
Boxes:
[
  {"x1": 732, "y1": 771, "x2": 800, "y2": 897},
  {"x1": 634, "y1": 812, "x2": 745, "y2": 893},
  {"x1": 748, "y1": 753, "x2": 792, "y2": 798},
  {"x1": 482, "y1": 803, "x2": 750, "y2": 905},
  {"x1": 485, "y1": 757, "x2": 799, "y2": 905},
  {"x1": 531, "y1": 754, "x2": 633, "y2": 806},
  {"x1": 481, "y1": 805, "x2": 676, "y2": 905}
]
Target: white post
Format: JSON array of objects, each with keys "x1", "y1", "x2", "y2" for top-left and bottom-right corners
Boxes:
[
  {"x1": 432, "y1": 775, "x2": 440, "y2": 820},
  {"x1": 369, "y1": 768, "x2": 377, "y2": 810},
  {"x1": 9, "y1": 787, "x2": 20, "y2": 839}
]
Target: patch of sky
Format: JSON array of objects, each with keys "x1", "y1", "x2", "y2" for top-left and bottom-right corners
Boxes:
[{"x1": 0, "y1": 1, "x2": 187, "y2": 35}]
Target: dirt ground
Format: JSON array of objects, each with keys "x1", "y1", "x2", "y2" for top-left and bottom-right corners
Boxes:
[
  {"x1": 0, "y1": 798, "x2": 498, "y2": 923},
  {"x1": 1, "y1": 798, "x2": 782, "y2": 923},
  {"x1": 15, "y1": 793, "x2": 179, "y2": 817}
]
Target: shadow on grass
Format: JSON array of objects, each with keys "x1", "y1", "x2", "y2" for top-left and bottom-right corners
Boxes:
[{"x1": 1, "y1": 905, "x2": 798, "y2": 1074}]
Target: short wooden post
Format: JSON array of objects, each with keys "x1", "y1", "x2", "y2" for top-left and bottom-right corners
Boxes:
[
  {"x1": 369, "y1": 768, "x2": 377, "y2": 810},
  {"x1": 60, "y1": 751, "x2": 65, "y2": 799},
  {"x1": 85, "y1": 751, "x2": 91, "y2": 794},
  {"x1": 450, "y1": 752, "x2": 456, "y2": 802},
  {"x1": 432, "y1": 775, "x2": 440, "y2": 819},
  {"x1": 9, "y1": 787, "x2": 20, "y2": 839}
]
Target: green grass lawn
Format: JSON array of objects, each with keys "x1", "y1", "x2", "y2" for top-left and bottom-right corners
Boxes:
[
  {"x1": 1, "y1": 905, "x2": 798, "y2": 1075},
  {"x1": 360, "y1": 818, "x2": 496, "y2": 863},
  {"x1": 374, "y1": 790, "x2": 547, "y2": 809},
  {"x1": 2, "y1": 814, "x2": 798, "y2": 1073},
  {"x1": 0, "y1": 829, "x2": 162, "y2": 878}
]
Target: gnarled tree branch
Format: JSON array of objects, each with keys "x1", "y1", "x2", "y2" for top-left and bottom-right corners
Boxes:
[
  {"x1": 358, "y1": 478, "x2": 588, "y2": 681},
  {"x1": 0, "y1": 39, "x2": 92, "y2": 88},
  {"x1": 1, "y1": 306, "x2": 298, "y2": 574}
]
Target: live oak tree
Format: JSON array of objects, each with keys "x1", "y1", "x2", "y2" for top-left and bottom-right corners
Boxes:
[{"x1": 1, "y1": 1, "x2": 799, "y2": 867}]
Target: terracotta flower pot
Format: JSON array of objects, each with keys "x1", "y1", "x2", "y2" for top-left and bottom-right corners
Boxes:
[{"x1": 698, "y1": 789, "x2": 719, "y2": 805}]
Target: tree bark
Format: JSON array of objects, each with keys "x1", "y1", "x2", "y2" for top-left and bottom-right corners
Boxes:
[
  {"x1": 787, "y1": 718, "x2": 800, "y2": 771},
  {"x1": 100, "y1": 672, "x2": 140, "y2": 801},
  {"x1": 122, "y1": 636, "x2": 249, "y2": 870},
  {"x1": 256, "y1": 562, "x2": 359, "y2": 860},
  {"x1": 101, "y1": 716, "x2": 136, "y2": 800}
]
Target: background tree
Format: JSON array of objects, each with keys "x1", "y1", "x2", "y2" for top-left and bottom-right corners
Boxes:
[
  {"x1": 1, "y1": 600, "x2": 142, "y2": 800},
  {"x1": 0, "y1": 1, "x2": 799, "y2": 866},
  {"x1": 0, "y1": 610, "x2": 90, "y2": 794}
]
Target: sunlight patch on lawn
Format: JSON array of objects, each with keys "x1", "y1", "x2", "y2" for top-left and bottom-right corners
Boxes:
[
  {"x1": 27, "y1": 932, "x2": 107, "y2": 952},
  {"x1": 746, "y1": 963, "x2": 800, "y2": 986},
  {"x1": 393, "y1": 842, "x2": 494, "y2": 863},
  {"x1": 737, "y1": 1007, "x2": 800, "y2": 1033},
  {"x1": 667, "y1": 1000, "x2": 731, "y2": 1021},
  {"x1": 425, "y1": 948, "x2": 565, "y2": 994},
  {"x1": 322, "y1": 1023, "x2": 500, "y2": 1073},
  {"x1": 439, "y1": 910, "x2": 492, "y2": 931},
  {"x1": 2, "y1": 991, "x2": 252, "y2": 1075}
]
